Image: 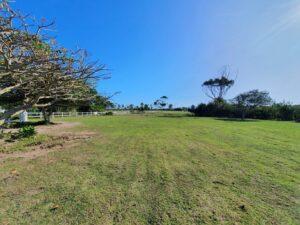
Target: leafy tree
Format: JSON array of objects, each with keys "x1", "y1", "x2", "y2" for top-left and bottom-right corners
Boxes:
[
  {"x1": 144, "y1": 104, "x2": 150, "y2": 111},
  {"x1": 154, "y1": 96, "x2": 168, "y2": 109},
  {"x1": 232, "y1": 90, "x2": 272, "y2": 120},
  {"x1": 136, "y1": 103, "x2": 150, "y2": 111},
  {"x1": 294, "y1": 106, "x2": 300, "y2": 122},
  {"x1": 189, "y1": 105, "x2": 196, "y2": 113},
  {"x1": 140, "y1": 102, "x2": 144, "y2": 110},
  {"x1": 77, "y1": 89, "x2": 114, "y2": 112},
  {"x1": 275, "y1": 102, "x2": 295, "y2": 121},
  {"x1": 128, "y1": 104, "x2": 134, "y2": 110}
]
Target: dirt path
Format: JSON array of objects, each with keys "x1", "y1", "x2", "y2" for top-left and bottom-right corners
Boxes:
[{"x1": 0, "y1": 122, "x2": 96, "y2": 164}]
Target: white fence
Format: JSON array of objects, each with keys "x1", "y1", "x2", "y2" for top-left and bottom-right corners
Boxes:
[{"x1": 27, "y1": 111, "x2": 130, "y2": 119}]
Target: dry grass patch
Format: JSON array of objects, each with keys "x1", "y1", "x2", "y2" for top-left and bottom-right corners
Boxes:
[{"x1": 0, "y1": 122, "x2": 97, "y2": 163}]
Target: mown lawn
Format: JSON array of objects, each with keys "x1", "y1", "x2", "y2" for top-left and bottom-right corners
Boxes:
[{"x1": 0, "y1": 113, "x2": 299, "y2": 224}]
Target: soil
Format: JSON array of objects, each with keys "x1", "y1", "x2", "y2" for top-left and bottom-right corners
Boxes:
[{"x1": 0, "y1": 122, "x2": 96, "y2": 164}]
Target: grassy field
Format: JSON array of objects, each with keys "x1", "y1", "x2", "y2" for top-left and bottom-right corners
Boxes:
[{"x1": 0, "y1": 112, "x2": 299, "y2": 224}]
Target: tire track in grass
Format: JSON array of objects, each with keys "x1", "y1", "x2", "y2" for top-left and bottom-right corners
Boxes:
[
  {"x1": 89, "y1": 136, "x2": 151, "y2": 224},
  {"x1": 144, "y1": 147, "x2": 169, "y2": 225},
  {"x1": 143, "y1": 139, "x2": 196, "y2": 225}
]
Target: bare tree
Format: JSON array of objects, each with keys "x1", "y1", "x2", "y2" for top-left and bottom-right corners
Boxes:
[{"x1": 202, "y1": 66, "x2": 235, "y2": 103}]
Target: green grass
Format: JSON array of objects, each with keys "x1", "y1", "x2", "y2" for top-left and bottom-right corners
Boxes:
[{"x1": 0, "y1": 113, "x2": 299, "y2": 224}]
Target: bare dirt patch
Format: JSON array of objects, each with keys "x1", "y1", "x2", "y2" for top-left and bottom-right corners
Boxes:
[
  {"x1": 0, "y1": 122, "x2": 97, "y2": 164},
  {"x1": 36, "y1": 122, "x2": 82, "y2": 135}
]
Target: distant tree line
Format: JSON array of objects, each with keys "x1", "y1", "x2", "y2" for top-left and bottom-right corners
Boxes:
[
  {"x1": 189, "y1": 101, "x2": 300, "y2": 122},
  {"x1": 112, "y1": 96, "x2": 187, "y2": 112},
  {"x1": 189, "y1": 66, "x2": 300, "y2": 122}
]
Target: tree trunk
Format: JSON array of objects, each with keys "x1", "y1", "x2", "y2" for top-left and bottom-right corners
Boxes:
[
  {"x1": 42, "y1": 108, "x2": 52, "y2": 124},
  {"x1": 42, "y1": 108, "x2": 48, "y2": 124},
  {"x1": 42, "y1": 108, "x2": 50, "y2": 124},
  {"x1": 241, "y1": 109, "x2": 246, "y2": 121}
]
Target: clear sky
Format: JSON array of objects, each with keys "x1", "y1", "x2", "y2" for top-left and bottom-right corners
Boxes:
[{"x1": 14, "y1": 0, "x2": 300, "y2": 106}]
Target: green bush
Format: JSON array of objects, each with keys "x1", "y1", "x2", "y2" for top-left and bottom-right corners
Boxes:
[
  {"x1": 19, "y1": 126, "x2": 36, "y2": 138},
  {"x1": 105, "y1": 111, "x2": 113, "y2": 116},
  {"x1": 294, "y1": 107, "x2": 300, "y2": 122},
  {"x1": 11, "y1": 115, "x2": 20, "y2": 120},
  {"x1": 0, "y1": 129, "x2": 5, "y2": 139}
]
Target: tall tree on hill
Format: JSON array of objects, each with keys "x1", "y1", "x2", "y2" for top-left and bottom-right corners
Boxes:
[{"x1": 202, "y1": 66, "x2": 235, "y2": 104}]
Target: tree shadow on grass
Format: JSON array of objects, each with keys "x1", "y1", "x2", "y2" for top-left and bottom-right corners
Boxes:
[
  {"x1": 157, "y1": 113, "x2": 194, "y2": 118},
  {"x1": 4, "y1": 121, "x2": 56, "y2": 129},
  {"x1": 214, "y1": 118, "x2": 259, "y2": 122}
]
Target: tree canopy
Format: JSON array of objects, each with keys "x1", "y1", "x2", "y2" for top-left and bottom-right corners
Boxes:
[
  {"x1": 233, "y1": 90, "x2": 272, "y2": 108},
  {"x1": 202, "y1": 66, "x2": 235, "y2": 103},
  {"x1": 154, "y1": 96, "x2": 168, "y2": 109},
  {"x1": 232, "y1": 90, "x2": 272, "y2": 119},
  {"x1": 0, "y1": 1, "x2": 108, "y2": 125}
]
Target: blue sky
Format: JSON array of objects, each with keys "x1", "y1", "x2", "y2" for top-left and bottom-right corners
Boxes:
[{"x1": 14, "y1": 0, "x2": 300, "y2": 106}]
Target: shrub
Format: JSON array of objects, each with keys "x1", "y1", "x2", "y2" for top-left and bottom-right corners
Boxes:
[
  {"x1": 105, "y1": 111, "x2": 113, "y2": 116},
  {"x1": 248, "y1": 106, "x2": 274, "y2": 120},
  {"x1": 0, "y1": 129, "x2": 5, "y2": 139},
  {"x1": 19, "y1": 126, "x2": 36, "y2": 138},
  {"x1": 190, "y1": 101, "x2": 300, "y2": 121},
  {"x1": 277, "y1": 103, "x2": 294, "y2": 121},
  {"x1": 294, "y1": 107, "x2": 300, "y2": 122},
  {"x1": 11, "y1": 115, "x2": 20, "y2": 120}
]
